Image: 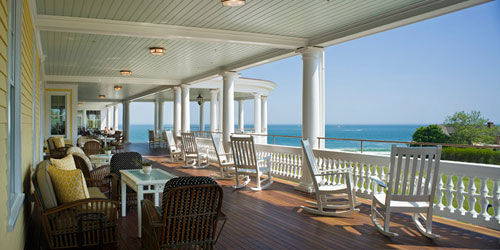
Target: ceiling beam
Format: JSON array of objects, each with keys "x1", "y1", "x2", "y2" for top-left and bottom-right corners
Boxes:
[
  {"x1": 45, "y1": 75, "x2": 181, "y2": 86},
  {"x1": 36, "y1": 15, "x2": 307, "y2": 50},
  {"x1": 123, "y1": 85, "x2": 172, "y2": 102}
]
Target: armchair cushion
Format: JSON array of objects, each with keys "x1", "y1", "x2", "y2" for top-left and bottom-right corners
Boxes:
[
  {"x1": 50, "y1": 154, "x2": 77, "y2": 170},
  {"x1": 48, "y1": 165, "x2": 90, "y2": 204},
  {"x1": 35, "y1": 160, "x2": 58, "y2": 209},
  {"x1": 53, "y1": 137, "x2": 66, "y2": 148},
  {"x1": 88, "y1": 187, "x2": 107, "y2": 199},
  {"x1": 66, "y1": 146, "x2": 85, "y2": 155}
]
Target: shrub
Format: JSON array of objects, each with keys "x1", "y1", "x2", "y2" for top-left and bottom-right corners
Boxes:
[
  {"x1": 412, "y1": 125, "x2": 449, "y2": 144},
  {"x1": 441, "y1": 147, "x2": 500, "y2": 165}
]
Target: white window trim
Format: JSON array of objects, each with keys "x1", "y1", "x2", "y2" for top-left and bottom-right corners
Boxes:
[
  {"x1": 48, "y1": 92, "x2": 70, "y2": 139},
  {"x1": 7, "y1": 0, "x2": 24, "y2": 232}
]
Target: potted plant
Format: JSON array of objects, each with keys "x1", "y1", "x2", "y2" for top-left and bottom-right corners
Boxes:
[
  {"x1": 103, "y1": 146, "x2": 113, "y2": 155},
  {"x1": 137, "y1": 159, "x2": 153, "y2": 175}
]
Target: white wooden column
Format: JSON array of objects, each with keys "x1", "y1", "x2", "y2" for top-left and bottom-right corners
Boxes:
[
  {"x1": 319, "y1": 50, "x2": 326, "y2": 149},
  {"x1": 154, "y1": 100, "x2": 159, "y2": 131},
  {"x1": 199, "y1": 101, "x2": 205, "y2": 131},
  {"x1": 296, "y1": 46, "x2": 324, "y2": 193},
  {"x1": 173, "y1": 87, "x2": 181, "y2": 136},
  {"x1": 253, "y1": 93, "x2": 262, "y2": 134},
  {"x1": 261, "y1": 96, "x2": 268, "y2": 133},
  {"x1": 107, "y1": 106, "x2": 112, "y2": 129},
  {"x1": 158, "y1": 100, "x2": 164, "y2": 131},
  {"x1": 210, "y1": 89, "x2": 218, "y2": 132},
  {"x1": 222, "y1": 72, "x2": 238, "y2": 148},
  {"x1": 181, "y1": 84, "x2": 190, "y2": 132},
  {"x1": 218, "y1": 89, "x2": 223, "y2": 132},
  {"x1": 238, "y1": 100, "x2": 244, "y2": 132},
  {"x1": 122, "y1": 101, "x2": 130, "y2": 143},
  {"x1": 113, "y1": 104, "x2": 119, "y2": 130}
]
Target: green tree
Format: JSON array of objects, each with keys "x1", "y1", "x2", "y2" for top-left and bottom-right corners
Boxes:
[
  {"x1": 444, "y1": 111, "x2": 498, "y2": 144},
  {"x1": 412, "y1": 125, "x2": 449, "y2": 143}
]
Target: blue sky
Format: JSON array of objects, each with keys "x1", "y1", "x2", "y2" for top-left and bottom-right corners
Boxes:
[{"x1": 128, "y1": 1, "x2": 500, "y2": 126}]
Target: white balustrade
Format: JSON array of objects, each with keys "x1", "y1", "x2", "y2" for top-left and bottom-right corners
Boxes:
[{"x1": 250, "y1": 143, "x2": 500, "y2": 230}]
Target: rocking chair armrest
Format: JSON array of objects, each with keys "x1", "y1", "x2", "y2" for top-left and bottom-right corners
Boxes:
[
  {"x1": 219, "y1": 152, "x2": 232, "y2": 156},
  {"x1": 370, "y1": 176, "x2": 387, "y2": 189}
]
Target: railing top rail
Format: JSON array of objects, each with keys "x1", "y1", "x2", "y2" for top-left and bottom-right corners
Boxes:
[{"x1": 318, "y1": 137, "x2": 500, "y2": 149}]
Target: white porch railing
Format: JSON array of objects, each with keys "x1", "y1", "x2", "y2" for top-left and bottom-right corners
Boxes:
[{"x1": 253, "y1": 144, "x2": 500, "y2": 230}]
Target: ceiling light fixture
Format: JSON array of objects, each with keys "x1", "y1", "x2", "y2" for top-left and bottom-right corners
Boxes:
[
  {"x1": 221, "y1": 0, "x2": 245, "y2": 7},
  {"x1": 114, "y1": 85, "x2": 123, "y2": 91},
  {"x1": 149, "y1": 47, "x2": 166, "y2": 55},
  {"x1": 120, "y1": 70, "x2": 132, "y2": 76},
  {"x1": 99, "y1": 95, "x2": 106, "y2": 99}
]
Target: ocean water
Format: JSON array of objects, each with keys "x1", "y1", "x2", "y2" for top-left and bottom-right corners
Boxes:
[{"x1": 127, "y1": 124, "x2": 421, "y2": 152}]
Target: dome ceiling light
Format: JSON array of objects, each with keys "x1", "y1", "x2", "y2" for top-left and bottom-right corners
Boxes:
[
  {"x1": 149, "y1": 47, "x2": 166, "y2": 55},
  {"x1": 120, "y1": 70, "x2": 132, "y2": 76},
  {"x1": 221, "y1": 0, "x2": 245, "y2": 7}
]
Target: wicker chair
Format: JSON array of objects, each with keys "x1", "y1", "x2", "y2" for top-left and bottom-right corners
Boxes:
[
  {"x1": 47, "y1": 137, "x2": 71, "y2": 159},
  {"x1": 84, "y1": 139, "x2": 102, "y2": 156},
  {"x1": 72, "y1": 153, "x2": 110, "y2": 192},
  {"x1": 108, "y1": 152, "x2": 153, "y2": 205},
  {"x1": 33, "y1": 160, "x2": 118, "y2": 249},
  {"x1": 110, "y1": 130, "x2": 125, "y2": 153},
  {"x1": 142, "y1": 176, "x2": 226, "y2": 250}
]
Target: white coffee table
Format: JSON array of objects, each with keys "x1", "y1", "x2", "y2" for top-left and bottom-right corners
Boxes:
[{"x1": 120, "y1": 169, "x2": 176, "y2": 238}]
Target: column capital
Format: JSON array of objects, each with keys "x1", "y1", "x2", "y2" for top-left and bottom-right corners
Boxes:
[
  {"x1": 181, "y1": 84, "x2": 190, "y2": 89},
  {"x1": 238, "y1": 99, "x2": 244, "y2": 104},
  {"x1": 221, "y1": 71, "x2": 240, "y2": 79},
  {"x1": 298, "y1": 46, "x2": 325, "y2": 59},
  {"x1": 210, "y1": 88, "x2": 219, "y2": 95},
  {"x1": 261, "y1": 95, "x2": 268, "y2": 101},
  {"x1": 173, "y1": 86, "x2": 181, "y2": 91},
  {"x1": 253, "y1": 92, "x2": 262, "y2": 98},
  {"x1": 123, "y1": 100, "x2": 131, "y2": 104}
]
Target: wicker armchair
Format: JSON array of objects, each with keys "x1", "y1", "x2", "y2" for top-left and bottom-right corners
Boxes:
[
  {"x1": 142, "y1": 176, "x2": 226, "y2": 250},
  {"x1": 107, "y1": 152, "x2": 153, "y2": 205},
  {"x1": 33, "y1": 160, "x2": 118, "y2": 249},
  {"x1": 110, "y1": 130, "x2": 125, "y2": 153},
  {"x1": 83, "y1": 139, "x2": 102, "y2": 156},
  {"x1": 72, "y1": 153, "x2": 110, "y2": 192},
  {"x1": 47, "y1": 137, "x2": 71, "y2": 159}
]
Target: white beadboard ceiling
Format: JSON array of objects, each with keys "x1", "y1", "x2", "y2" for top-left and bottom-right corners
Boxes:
[{"x1": 36, "y1": 0, "x2": 489, "y2": 102}]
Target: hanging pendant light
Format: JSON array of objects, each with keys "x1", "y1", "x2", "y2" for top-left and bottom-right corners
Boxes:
[
  {"x1": 197, "y1": 94, "x2": 203, "y2": 105},
  {"x1": 221, "y1": 0, "x2": 245, "y2": 7}
]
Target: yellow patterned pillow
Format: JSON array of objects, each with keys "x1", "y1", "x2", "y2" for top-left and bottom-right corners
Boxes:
[
  {"x1": 53, "y1": 137, "x2": 66, "y2": 148},
  {"x1": 47, "y1": 165, "x2": 90, "y2": 204},
  {"x1": 50, "y1": 154, "x2": 76, "y2": 170}
]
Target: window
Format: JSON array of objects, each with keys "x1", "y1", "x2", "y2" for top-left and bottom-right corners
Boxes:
[
  {"x1": 7, "y1": 0, "x2": 24, "y2": 232},
  {"x1": 50, "y1": 95, "x2": 67, "y2": 135},
  {"x1": 86, "y1": 110, "x2": 101, "y2": 129}
]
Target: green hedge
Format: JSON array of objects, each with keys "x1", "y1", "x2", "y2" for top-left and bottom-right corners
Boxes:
[{"x1": 441, "y1": 147, "x2": 500, "y2": 165}]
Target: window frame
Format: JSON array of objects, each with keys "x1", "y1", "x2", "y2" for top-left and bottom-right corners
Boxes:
[
  {"x1": 7, "y1": 0, "x2": 24, "y2": 232},
  {"x1": 49, "y1": 94, "x2": 69, "y2": 138}
]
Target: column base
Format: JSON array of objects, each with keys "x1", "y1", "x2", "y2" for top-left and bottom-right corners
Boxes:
[{"x1": 294, "y1": 182, "x2": 315, "y2": 193}]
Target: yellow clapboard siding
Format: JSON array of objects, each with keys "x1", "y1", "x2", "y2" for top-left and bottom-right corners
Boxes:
[{"x1": 0, "y1": 106, "x2": 5, "y2": 123}]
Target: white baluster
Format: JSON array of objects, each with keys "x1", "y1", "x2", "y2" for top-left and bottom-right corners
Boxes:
[
  {"x1": 366, "y1": 163, "x2": 373, "y2": 195},
  {"x1": 353, "y1": 161, "x2": 360, "y2": 193},
  {"x1": 436, "y1": 175, "x2": 445, "y2": 210},
  {"x1": 445, "y1": 174, "x2": 455, "y2": 213},
  {"x1": 479, "y1": 178, "x2": 490, "y2": 221},
  {"x1": 467, "y1": 177, "x2": 478, "y2": 218},
  {"x1": 457, "y1": 175, "x2": 466, "y2": 215},
  {"x1": 359, "y1": 162, "x2": 366, "y2": 194},
  {"x1": 493, "y1": 179, "x2": 500, "y2": 222}
]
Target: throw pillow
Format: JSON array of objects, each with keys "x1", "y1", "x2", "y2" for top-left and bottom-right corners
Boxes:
[
  {"x1": 47, "y1": 165, "x2": 90, "y2": 204},
  {"x1": 50, "y1": 154, "x2": 77, "y2": 170}
]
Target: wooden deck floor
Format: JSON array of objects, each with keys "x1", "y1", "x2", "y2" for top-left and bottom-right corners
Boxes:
[{"x1": 29, "y1": 143, "x2": 500, "y2": 249}]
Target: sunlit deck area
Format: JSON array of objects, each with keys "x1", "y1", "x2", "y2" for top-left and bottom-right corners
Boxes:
[{"x1": 27, "y1": 144, "x2": 500, "y2": 249}]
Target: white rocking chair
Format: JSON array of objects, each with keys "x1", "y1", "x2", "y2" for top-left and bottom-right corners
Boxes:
[
  {"x1": 370, "y1": 145, "x2": 442, "y2": 238},
  {"x1": 300, "y1": 139, "x2": 358, "y2": 216},
  {"x1": 180, "y1": 132, "x2": 209, "y2": 169},
  {"x1": 165, "y1": 130, "x2": 183, "y2": 162},
  {"x1": 210, "y1": 133, "x2": 235, "y2": 180},
  {"x1": 230, "y1": 135, "x2": 273, "y2": 191}
]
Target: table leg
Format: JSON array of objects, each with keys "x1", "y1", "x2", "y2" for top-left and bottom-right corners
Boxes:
[
  {"x1": 137, "y1": 185, "x2": 144, "y2": 238},
  {"x1": 154, "y1": 185, "x2": 160, "y2": 207},
  {"x1": 121, "y1": 179, "x2": 126, "y2": 217}
]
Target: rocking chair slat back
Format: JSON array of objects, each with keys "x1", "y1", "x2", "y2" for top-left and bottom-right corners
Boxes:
[
  {"x1": 387, "y1": 145, "x2": 442, "y2": 202},
  {"x1": 230, "y1": 136, "x2": 257, "y2": 170},
  {"x1": 166, "y1": 130, "x2": 178, "y2": 151},
  {"x1": 181, "y1": 132, "x2": 198, "y2": 155}
]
